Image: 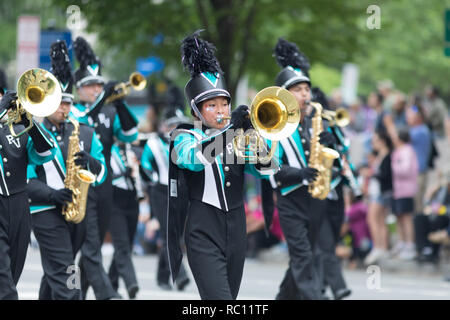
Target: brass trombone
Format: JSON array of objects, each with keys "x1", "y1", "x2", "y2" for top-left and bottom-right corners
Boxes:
[
  {"x1": 232, "y1": 86, "x2": 301, "y2": 163},
  {"x1": 1, "y1": 68, "x2": 61, "y2": 137},
  {"x1": 105, "y1": 72, "x2": 147, "y2": 103}
]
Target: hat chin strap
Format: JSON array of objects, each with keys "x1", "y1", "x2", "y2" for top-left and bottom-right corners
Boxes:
[{"x1": 191, "y1": 99, "x2": 207, "y2": 124}]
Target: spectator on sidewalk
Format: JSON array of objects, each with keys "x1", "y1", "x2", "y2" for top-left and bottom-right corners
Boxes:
[
  {"x1": 365, "y1": 131, "x2": 393, "y2": 265},
  {"x1": 406, "y1": 100, "x2": 432, "y2": 214},
  {"x1": 388, "y1": 128, "x2": 419, "y2": 260},
  {"x1": 423, "y1": 85, "x2": 448, "y2": 139},
  {"x1": 344, "y1": 191, "x2": 371, "y2": 268},
  {"x1": 415, "y1": 171, "x2": 450, "y2": 264}
]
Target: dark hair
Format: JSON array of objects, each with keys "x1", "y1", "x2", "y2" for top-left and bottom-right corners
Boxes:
[
  {"x1": 397, "y1": 128, "x2": 410, "y2": 143},
  {"x1": 375, "y1": 130, "x2": 393, "y2": 151},
  {"x1": 410, "y1": 95, "x2": 426, "y2": 121},
  {"x1": 376, "y1": 92, "x2": 384, "y2": 104},
  {"x1": 430, "y1": 85, "x2": 440, "y2": 97}
]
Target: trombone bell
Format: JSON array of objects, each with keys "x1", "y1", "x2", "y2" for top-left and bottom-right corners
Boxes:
[
  {"x1": 6, "y1": 68, "x2": 61, "y2": 137},
  {"x1": 130, "y1": 72, "x2": 147, "y2": 91},
  {"x1": 233, "y1": 86, "x2": 301, "y2": 163},
  {"x1": 17, "y1": 68, "x2": 62, "y2": 117}
]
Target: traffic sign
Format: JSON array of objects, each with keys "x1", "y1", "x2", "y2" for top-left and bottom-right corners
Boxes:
[{"x1": 136, "y1": 56, "x2": 164, "y2": 77}]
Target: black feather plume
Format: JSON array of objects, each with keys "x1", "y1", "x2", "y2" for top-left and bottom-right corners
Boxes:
[
  {"x1": 50, "y1": 40, "x2": 72, "y2": 86},
  {"x1": 73, "y1": 36, "x2": 100, "y2": 68},
  {"x1": 181, "y1": 30, "x2": 223, "y2": 77},
  {"x1": 274, "y1": 38, "x2": 310, "y2": 73},
  {"x1": 311, "y1": 87, "x2": 330, "y2": 110}
]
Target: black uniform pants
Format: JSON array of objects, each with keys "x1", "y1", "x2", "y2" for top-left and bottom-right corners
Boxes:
[
  {"x1": 275, "y1": 187, "x2": 325, "y2": 300},
  {"x1": 96, "y1": 174, "x2": 113, "y2": 243},
  {"x1": 31, "y1": 208, "x2": 86, "y2": 300},
  {"x1": 108, "y1": 187, "x2": 139, "y2": 292},
  {"x1": 0, "y1": 192, "x2": 30, "y2": 300},
  {"x1": 185, "y1": 200, "x2": 246, "y2": 300},
  {"x1": 150, "y1": 184, "x2": 188, "y2": 286},
  {"x1": 315, "y1": 185, "x2": 347, "y2": 297},
  {"x1": 79, "y1": 188, "x2": 117, "y2": 300}
]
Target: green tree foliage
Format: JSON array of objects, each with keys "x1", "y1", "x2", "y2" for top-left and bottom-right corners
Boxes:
[
  {"x1": 51, "y1": 0, "x2": 369, "y2": 96},
  {"x1": 356, "y1": 0, "x2": 450, "y2": 98}
]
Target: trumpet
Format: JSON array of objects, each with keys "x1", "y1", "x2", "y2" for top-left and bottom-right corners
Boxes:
[
  {"x1": 1, "y1": 68, "x2": 61, "y2": 137},
  {"x1": 322, "y1": 108, "x2": 350, "y2": 127},
  {"x1": 105, "y1": 72, "x2": 147, "y2": 103}
]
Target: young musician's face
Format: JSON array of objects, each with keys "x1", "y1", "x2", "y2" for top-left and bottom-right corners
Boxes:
[
  {"x1": 77, "y1": 83, "x2": 103, "y2": 103},
  {"x1": 199, "y1": 97, "x2": 230, "y2": 130},
  {"x1": 49, "y1": 102, "x2": 71, "y2": 124},
  {"x1": 288, "y1": 82, "x2": 311, "y2": 113}
]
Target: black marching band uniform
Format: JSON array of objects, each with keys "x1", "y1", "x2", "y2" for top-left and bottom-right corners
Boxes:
[
  {"x1": 167, "y1": 31, "x2": 278, "y2": 300},
  {"x1": 71, "y1": 37, "x2": 138, "y2": 299},
  {"x1": 141, "y1": 109, "x2": 190, "y2": 291},
  {"x1": 26, "y1": 40, "x2": 107, "y2": 300},
  {"x1": 0, "y1": 77, "x2": 57, "y2": 300},
  {"x1": 262, "y1": 38, "x2": 336, "y2": 300},
  {"x1": 311, "y1": 87, "x2": 354, "y2": 300},
  {"x1": 107, "y1": 141, "x2": 141, "y2": 299}
]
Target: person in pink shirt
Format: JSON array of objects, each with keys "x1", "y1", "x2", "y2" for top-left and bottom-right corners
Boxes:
[{"x1": 389, "y1": 127, "x2": 419, "y2": 259}]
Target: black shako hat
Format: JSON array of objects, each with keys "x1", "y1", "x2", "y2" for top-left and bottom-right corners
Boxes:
[
  {"x1": 50, "y1": 40, "x2": 74, "y2": 103},
  {"x1": 0, "y1": 69, "x2": 7, "y2": 95},
  {"x1": 181, "y1": 30, "x2": 231, "y2": 119},
  {"x1": 73, "y1": 37, "x2": 105, "y2": 88},
  {"x1": 274, "y1": 38, "x2": 310, "y2": 89}
]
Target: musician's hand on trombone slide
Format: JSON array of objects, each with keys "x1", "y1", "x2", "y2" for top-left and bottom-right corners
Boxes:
[{"x1": 230, "y1": 105, "x2": 251, "y2": 130}]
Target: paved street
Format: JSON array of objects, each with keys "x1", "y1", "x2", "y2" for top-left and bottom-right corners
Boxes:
[{"x1": 17, "y1": 244, "x2": 450, "y2": 300}]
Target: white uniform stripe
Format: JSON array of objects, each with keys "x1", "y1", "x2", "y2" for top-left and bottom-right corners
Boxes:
[
  {"x1": 121, "y1": 127, "x2": 138, "y2": 137},
  {"x1": 280, "y1": 139, "x2": 301, "y2": 169},
  {"x1": 36, "y1": 149, "x2": 52, "y2": 157},
  {"x1": 96, "y1": 164, "x2": 106, "y2": 185},
  {"x1": 201, "y1": 163, "x2": 222, "y2": 209},
  {"x1": 43, "y1": 161, "x2": 65, "y2": 190},
  {"x1": 111, "y1": 154, "x2": 129, "y2": 190},
  {"x1": 148, "y1": 136, "x2": 169, "y2": 186}
]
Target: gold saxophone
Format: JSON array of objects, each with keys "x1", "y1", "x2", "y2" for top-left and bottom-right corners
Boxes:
[
  {"x1": 62, "y1": 116, "x2": 96, "y2": 223},
  {"x1": 307, "y1": 102, "x2": 340, "y2": 200}
]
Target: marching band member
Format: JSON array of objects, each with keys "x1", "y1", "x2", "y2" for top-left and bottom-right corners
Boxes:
[
  {"x1": 311, "y1": 87, "x2": 353, "y2": 300},
  {"x1": 167, "y1": 31, "x2": 278, "y2": 300},
  {"x1": 141, "y1": 108, "x2": 191, "y2": 291},
  {"x1": 26, "y1": 40, "x2": 106, "y2": 300},
  {"x1": 107, "y1": 141, "x2": 142, "y2": 299},
  {"x1": 71, "y1": 37, "x2": 137, "y2": 299},
  {"x1": 263, "y1": 38, "x2": 336, "y2": 300},
  {"x1": 0, "y1": 80, "x2": 57, "y2": 300}
]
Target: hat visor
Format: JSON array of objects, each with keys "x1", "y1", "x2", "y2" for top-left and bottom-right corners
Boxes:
[
  {"x1": 283, "y1": 76, "x2": 311, "y2": 89},
  {"x1": 76, "y1": 75, "x2": 105, "y2": 88},
  {"x1": 61, "y1": 93, "x2": 74, "y2": 103},
  {"x1": 194, "y1": 89, "x2": 231, "y2": 106}
]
